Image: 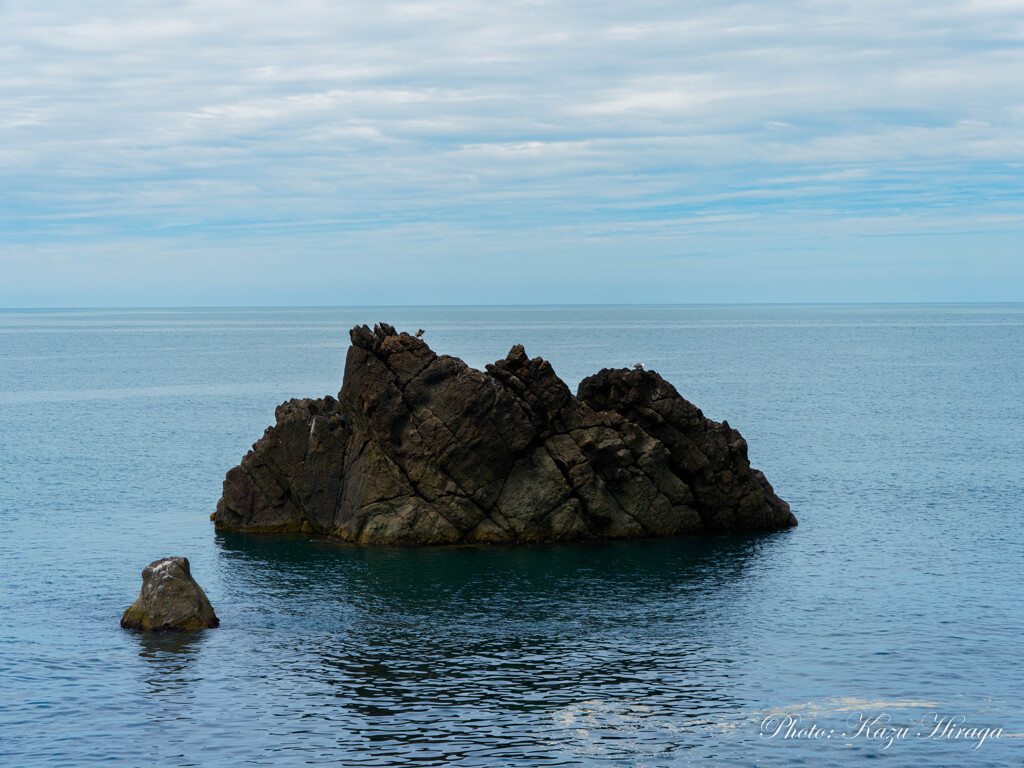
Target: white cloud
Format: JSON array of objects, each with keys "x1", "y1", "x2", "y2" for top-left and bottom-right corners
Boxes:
[{"x1": 1, "y1": 0, "x2": 1023, "y2": 303}]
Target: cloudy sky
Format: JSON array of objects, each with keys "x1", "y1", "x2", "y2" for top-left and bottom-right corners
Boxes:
[{"x1": 2, "y1": 0, "x2": 1022, "y2": 305}]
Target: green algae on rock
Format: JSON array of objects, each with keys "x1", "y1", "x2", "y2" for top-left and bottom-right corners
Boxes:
[
  {"x1": 213, "y1": 323, "x2": 796, "y2": 544},
  {"x1": 121, "y1": 557, "x2": 219, "y2": 631}
]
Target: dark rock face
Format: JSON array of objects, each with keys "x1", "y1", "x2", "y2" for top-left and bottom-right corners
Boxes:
[
  {"x1": 214, "y1": 323, "x2": 796, "y2": 544},
  {"x1": 121, "y1": 557, "x2": 219, "y2": 631}
]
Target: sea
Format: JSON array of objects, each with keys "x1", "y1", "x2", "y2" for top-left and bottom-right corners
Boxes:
[{"x1": 1, "y1": 304, "x2": 1021, "y2": 767}]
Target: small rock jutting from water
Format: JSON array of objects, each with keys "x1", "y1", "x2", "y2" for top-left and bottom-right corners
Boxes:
[
  {"x1": 213, "y1": 323, "x2": 796, "y2": 545},
  {"x1": 120, "y1": 557, "x2": 219, "y2": 631}
]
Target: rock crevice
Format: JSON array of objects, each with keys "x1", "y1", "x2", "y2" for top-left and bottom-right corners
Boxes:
[{"x1": 213, "y1": 324, "x2": 796, "y2": 544}]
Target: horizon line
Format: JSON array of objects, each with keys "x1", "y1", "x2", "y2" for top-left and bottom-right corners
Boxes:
[{"x1": 2, "y1": 300, "x2": 1024, "y2": 312}]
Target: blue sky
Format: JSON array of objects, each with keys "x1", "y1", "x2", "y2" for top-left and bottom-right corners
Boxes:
[{"x1": 2, "y1": 0, "x2": 1022, "y2": 306}]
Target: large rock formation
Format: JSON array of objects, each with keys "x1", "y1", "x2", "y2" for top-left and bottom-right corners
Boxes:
[
  {"x1": 121, "y1": 557, "x2": 220, "y2": 631},
  {"x1": 214, "y1": 323, "x2": 796, "y2": 544}
]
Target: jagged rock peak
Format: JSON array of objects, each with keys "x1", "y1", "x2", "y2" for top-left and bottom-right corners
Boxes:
[{"x1": 213, "y1": 324, "x2": 796, "y2": 544}]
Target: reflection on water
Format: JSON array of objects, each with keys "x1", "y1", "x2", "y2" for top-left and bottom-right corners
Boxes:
[
  {"x1": 214, "y1": 531, "x2": 776, "y2": 644},
  {"x1": 205, "y1": 532, "x2": 789, "y2": 765},
  {"x1": 130, "y1": 629, "x2": 210, "y2": 746},
  {"x1": 132, "y1": 630, "x2": 206, "y2": 696}
]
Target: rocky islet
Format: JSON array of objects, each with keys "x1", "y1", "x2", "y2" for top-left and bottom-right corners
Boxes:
[
  {"x1": 213, "y1": 323, "x2": 796, "y2": 544},
  {"x1": 121, "y1": 557, "x2": 219, "y2": 631}
]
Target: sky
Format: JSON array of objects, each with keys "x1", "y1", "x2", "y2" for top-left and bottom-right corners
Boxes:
[{"x1": 1, "y1": 0, "x2": 1023, "y2": 306}]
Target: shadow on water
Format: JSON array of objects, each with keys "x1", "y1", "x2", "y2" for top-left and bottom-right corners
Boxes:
[
  {"x1": 213, "y1": 530, "x2": 780, "y2": 624},
  {"x1": 130, "y1": 630, "x2": 207, "y2": 696},
  {"x1": 211, "y1": 532, "x2": 791, "y2": 727}
]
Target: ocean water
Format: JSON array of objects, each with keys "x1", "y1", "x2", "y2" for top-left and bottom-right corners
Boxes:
[{"x1": 1, "y1": 304, "x2": 1021, "y2": 767}]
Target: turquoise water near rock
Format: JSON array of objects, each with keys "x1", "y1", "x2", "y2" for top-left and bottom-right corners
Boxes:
[{"x1": 1, "y1": 304, "x2": 1021, "y2": 766}]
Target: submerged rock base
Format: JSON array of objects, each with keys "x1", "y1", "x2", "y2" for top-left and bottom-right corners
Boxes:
[
  {"x1": 121, "y1": 557, "x2": 219, "y2": 631},
  {"x1": 214, "y1": 323, "x2": 796, "y2": 544}
]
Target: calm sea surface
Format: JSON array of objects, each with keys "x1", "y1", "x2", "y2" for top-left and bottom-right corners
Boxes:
[{"x1": 1, "y1": 305, "x2": 1022, "y2": 767}]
